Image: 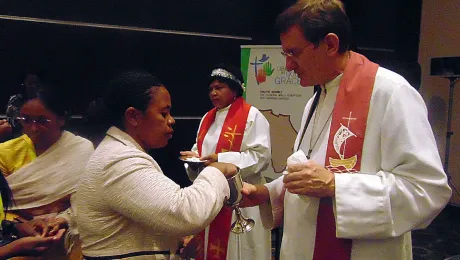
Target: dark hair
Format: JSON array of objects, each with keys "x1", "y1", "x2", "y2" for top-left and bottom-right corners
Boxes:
[
  {"x1": 35, "y1": 87, "x2": 68, "y2": 118},
  {"x1": 208, "y1": 63, "x2": 245, "y2": 97},
  {"x1": 275, "y1": 0, "x2": 351, "y2": 53},
  {"x1": 103, "y1": 70, "x2": 164, "y2": 129},
  {"x1": 0, "y1": 173, "x2": 13, "y2": 213},
  {"x1": 19, "y1": 86, "x2": 68, "y2": 119}
]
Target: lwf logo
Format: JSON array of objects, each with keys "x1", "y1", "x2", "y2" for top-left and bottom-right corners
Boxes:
[{"x1": 250, "y1": 54, "x2": 275, "y2": 84}]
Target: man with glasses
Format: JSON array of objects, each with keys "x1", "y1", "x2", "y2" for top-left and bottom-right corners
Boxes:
[{"x1": 241, "y1": 0, "x2": 451, "y2": 259}]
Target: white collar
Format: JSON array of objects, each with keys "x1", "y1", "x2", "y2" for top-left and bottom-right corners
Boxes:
[
  {"x1": 106, "y1": 126, "x2": 145, "y2": 152},
  {"x1": 216, "y1": 103, "x2": 232, "y2": 113},
  {"x1": 322, "y1": 73, "x2": 343, "y2": 94}
]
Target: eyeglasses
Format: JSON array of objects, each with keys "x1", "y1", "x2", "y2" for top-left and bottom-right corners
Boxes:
[
  {"x1": 15, "y1": 116, "x2": 51, "y2": 126},
  {"x1": 281, "y1": 44, "x2": 312, "y2": 58}
]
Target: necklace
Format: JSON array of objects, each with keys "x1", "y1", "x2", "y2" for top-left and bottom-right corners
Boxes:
[
  {"x1": 306, "y1": 103, "x2": 333, "y2": 159},
  {"x1": 296, "y1": 86, "x2": 334, "y2": 159}
]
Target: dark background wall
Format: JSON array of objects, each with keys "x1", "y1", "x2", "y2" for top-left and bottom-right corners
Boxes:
[{"x1": 0, "y1": 0, "x2": 422, "y2": 186}]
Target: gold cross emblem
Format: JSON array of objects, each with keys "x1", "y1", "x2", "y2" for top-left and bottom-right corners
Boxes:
[
  {"x1": 209, "y1": 238, "x2": 226, "y2": 259},
  {"x1": 221, "y1": 124, "x2": 242, "y2": 152}
]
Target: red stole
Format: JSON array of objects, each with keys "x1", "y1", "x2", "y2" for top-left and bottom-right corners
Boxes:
[
  {"x1": 195, "y1": 97, "x2": 251, "y2": 260},
  {"x1": 312, "y1": 52, "x2": 379, "y2": 260}
]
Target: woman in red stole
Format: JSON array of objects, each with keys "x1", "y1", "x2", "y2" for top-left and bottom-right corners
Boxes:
[{"x1": 181, "y1": 64, "x2": 272, "y2": 260}]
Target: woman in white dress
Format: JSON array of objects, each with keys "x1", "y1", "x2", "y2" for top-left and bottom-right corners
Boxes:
[
  {"x1": 75, "y1": 71, "x2": 238, "y2": 260},
  {"x1": 181, "y1": 64, "x2": 272, "y2": 260}
]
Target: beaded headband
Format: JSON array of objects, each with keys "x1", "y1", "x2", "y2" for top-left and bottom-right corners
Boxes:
[{"x1": 210, "y1": 68, "x2": 245, "y2": 91}]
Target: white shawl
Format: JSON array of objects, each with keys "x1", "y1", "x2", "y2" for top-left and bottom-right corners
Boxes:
[{"x1": 6, "y1": 131, "x2": 94, "y2": 210}]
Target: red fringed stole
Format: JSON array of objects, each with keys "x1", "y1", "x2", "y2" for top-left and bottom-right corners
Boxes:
[
  {"x1": 313, "y1": 52, "x2": 379, "y2": 260},
  {"x1": 196, "y1": 97, "x2": 251, "y2": 260}
]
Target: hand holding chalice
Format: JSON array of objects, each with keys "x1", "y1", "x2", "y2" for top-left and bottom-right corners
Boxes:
[{"x1": 209, "y1": 163, "x2": 255, "y2": 234}]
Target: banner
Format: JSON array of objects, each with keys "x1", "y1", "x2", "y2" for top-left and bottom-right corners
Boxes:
[{"x1": 241, "y1": 45, "x2": 314, "y2": 180}]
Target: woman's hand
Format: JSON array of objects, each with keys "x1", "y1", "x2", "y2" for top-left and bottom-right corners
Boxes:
[
  {"x1": 0, "y1": 229, "x2": 65, "y2": 258},
  {"x1": 46, "y1": 217, "x2": 68, "y2": 236},
  {"x1": 6, "y1": 236, "x2": 54, "y2": 257},
  {"x1": 200, "y1": 153, "x2": 218, "y2": 165},
  {"x1": 180, "y1": 151, "x2": 203, "y2": 171},
  {"x1": 180, "y1": 151, "x2": 199, "y2": 158},
  {"x1": 208, "y1": 162, "x2": 238, "y2": 178},
  {"x1": 15, "y1": 219, "x2": 49, "y2": 237}
]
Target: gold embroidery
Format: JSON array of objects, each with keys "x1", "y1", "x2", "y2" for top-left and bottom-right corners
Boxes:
[
  {"x1": 220, "y1": 124, "x2": 243, "y2": 152},
  {"x1": 328, "y1": 155, "x2": 357, "y2": 170},
  {"x1": 209, "y1": 238, "x2": 225, "y2": 259}
]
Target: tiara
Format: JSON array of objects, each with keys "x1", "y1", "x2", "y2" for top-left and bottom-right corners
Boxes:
[{"x1": 211, "y1": 68, "x2": 245, "y2": 91}]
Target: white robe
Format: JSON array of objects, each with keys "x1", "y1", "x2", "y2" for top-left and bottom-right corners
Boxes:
[
  {"x1": 261, "y1": 68, "x2": 452, "y2": 260},
  {"x1": 187, "y1": 105, "x2": 272, "y2": 260}
]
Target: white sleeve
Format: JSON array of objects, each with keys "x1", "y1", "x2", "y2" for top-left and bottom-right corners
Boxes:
[
  {"x1": 334, "y1": 76, "x2": 451, "y2": 239},
  {"x1": 102, "y1": 155, "x2": 230, "y2": 236},
  {"x1": 260, "y1": 176, "x2": 285, "y2": 230},
  {"x1": 218, "y1": 108, "x2": 271, "y2": 180}
]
